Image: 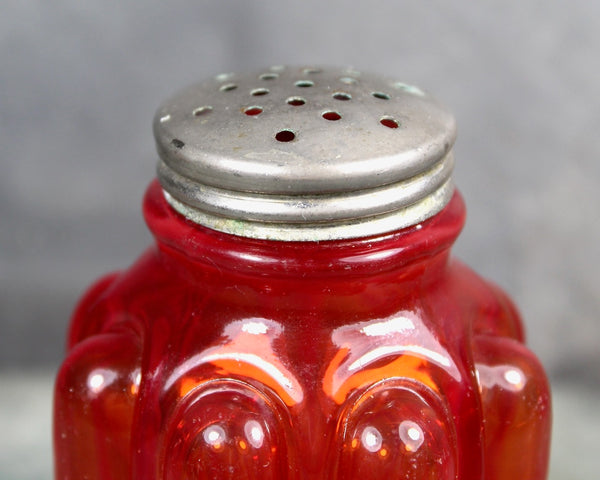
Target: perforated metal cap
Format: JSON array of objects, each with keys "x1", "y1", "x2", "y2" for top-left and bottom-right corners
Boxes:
[{"x1": 154, "y1": 66, "x2": 456, "y2": 241}]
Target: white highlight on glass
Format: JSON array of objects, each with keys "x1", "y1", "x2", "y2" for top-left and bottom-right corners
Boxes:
[
  {"x1": 399, "y1": 420, "x2": 424, "y2": 452},
  {"x1": 203, "y1": 425, "x2": 226, "y2": 447},
  {"x1": 88, "y1": 373, "x2": 104, "y2": 392},
  {"x1": 361, "y1": 316, "x2": 415, "y2": 337},
  {"x1": 348, "y1": 344, "x2": 451, "y2": 371},
  {"x1": 504, "y1": 368, "x2": 524, "y2": 389},
  {"x1": 361, "y1": 426, "x2": 383, "y2": 453},
  {"x1": 242, "y1": 321, "x2": 269, "y2": 335},
  {"x1": 244, "y1": 420, "x2": 265, "y2": 448},
  {"x1": 87, "y1": 369, "x2": 116, "y2": 394}
]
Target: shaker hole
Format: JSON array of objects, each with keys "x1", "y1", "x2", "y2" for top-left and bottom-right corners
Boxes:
[
  {"x1": 393, "y1": 82, "x2": 425, "y2": 96},
  {"x1": 193, "y1": 106, "x2": 213, "y2": 116},
  {"x1": 303, "y1": 68, "x2": 322, "y2": 74},
  {"x1": 322, "y1": 111, "x2": 341, "y2": 121},
  {"x1": 287, "y1": 97, "x2": 306, "y2": 106},
  {"x1": 380, "y1": 117, "x2": 399, "y2": 128},
  {"x1": 372, "y1": 92, "x2": 391, "y2": 100},
  {"x1": 295, "y1": 80, "x2": 314, "y2": 88},
  {"x1": 259, "y1": 73, "x2": 279, "y2": 81},
  {"x1": 333, "y1": 92, "x2": 352, "y2": 101},
  {"x1": 220, "y1": 83, "x2": 238, "y2": 92},
  {"x1": 244, "y1": 106, "x2": 263, "y2": 116},
  {"x1": 339, "y1": 77, "x2": 357, "y2": 85},
  {"x1": 251, "y1": 88, "x2": 269, "y2": 96},
  {"x1": 275, "y1": 130, "x2": 296, "y2": 142}
]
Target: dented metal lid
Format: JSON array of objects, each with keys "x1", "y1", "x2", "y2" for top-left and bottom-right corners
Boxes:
[{"x1": 154, "y1": 66, "x2": 456, "y2": 241}]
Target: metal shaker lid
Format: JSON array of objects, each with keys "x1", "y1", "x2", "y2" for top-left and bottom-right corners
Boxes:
[{"x1": 154, "y1": 66, "x2": 456, "y2": 241}]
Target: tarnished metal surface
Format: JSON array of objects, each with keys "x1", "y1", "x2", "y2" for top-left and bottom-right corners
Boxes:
[{"x1": 154, "y1": 66, "x2": 457, "y2": 240}]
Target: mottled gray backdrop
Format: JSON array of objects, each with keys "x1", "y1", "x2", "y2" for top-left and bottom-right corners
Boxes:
[{"x1": 1, "y1": 1, "x2": 599, "y2": 388}]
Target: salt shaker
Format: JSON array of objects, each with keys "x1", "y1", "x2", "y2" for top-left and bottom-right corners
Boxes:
[{"x1": 54, "y1": 66, "x2": 551, "y2": 480}]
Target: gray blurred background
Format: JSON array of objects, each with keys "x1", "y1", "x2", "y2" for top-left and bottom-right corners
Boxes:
[{"x1": 1, "y1": 1, "x2": 598, "y2": 478}]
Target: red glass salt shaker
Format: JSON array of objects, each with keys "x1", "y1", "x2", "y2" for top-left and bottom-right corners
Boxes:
[{"x1": 54, "y1": 66, "x2": 551, "y2": 480}]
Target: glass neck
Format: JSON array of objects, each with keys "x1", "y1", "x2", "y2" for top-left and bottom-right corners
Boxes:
[{"x1": 143, "y1": 180, "x2": 465, "y2": 281}]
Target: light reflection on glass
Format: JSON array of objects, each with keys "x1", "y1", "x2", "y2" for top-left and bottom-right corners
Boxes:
[
  {"x1": 244, "y1": 420, "x2": 265, "y2": 448},
  {"x1": 476, "y1": 364, "x2": 526, "y2": 392},
  {"x1": 164, "y1": 318, "x2": 303, "y2": 405},
  {"x1": 341, "y1": 247, "x2": 406, "y2": 264},
  {"x1": 241, "y1": 321, "x2": 268, "y2": 335},
  {"x1": 361, "y1": 426, "x2": 383, "y2": 453},
  {"x1": 503, "y1": 368, "x2": 524, "y2": 389},
  {"x1": 203, "y1": 425, "x2": 226, "y2": 449},
  {"x1": 360, "y1": 316, "x2": 414, "y2": 337},
  {"x1": 326, "y1": 311, "x2": 461, "y2": 401},
  {"x1": 87, "y1": 369, "x2": 117, "y2": 394},
  {"x1": 89, "y1": 373, "x2": 104, "y2": 391},
  {"x1": 231, "y1": 251, "x2": 278, "y2": 265},
  {"x1": 348, "y1": 344, "x2": 452, "y2": 372},
  {"x1": 130, "y1": 369, "x2": 142, "y2": 395},
  {"x1": 399, "y1": 420, "x2": 424, "y2": 452}
]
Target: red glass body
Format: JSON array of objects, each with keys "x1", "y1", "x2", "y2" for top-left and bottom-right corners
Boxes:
[{"x1": 54, "y1": 181, "x2": 551, "y2": 480}]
